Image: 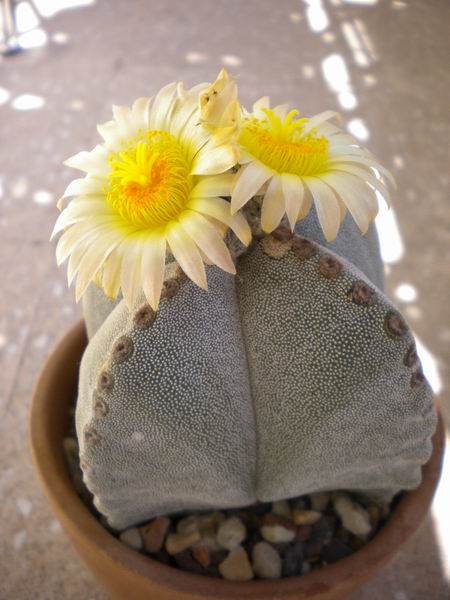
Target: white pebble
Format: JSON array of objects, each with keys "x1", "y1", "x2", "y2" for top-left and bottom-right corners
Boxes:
[
  {"x1": 292, "y1": 509, "x2": 322, "y2": 525},
  {"x1": 333, "y1": 494, "x2": 372, "y2": 536},
  {"x1": 119, "y1": 527, "x2": 143, "y2": 551},
  {"x1": 261, "y1": 524, "x2": 295, "y2": 543},
  {"x1": 252, "y1": 542, "x2": 282, "y2": 579},
  {"x1": 217, "y1": 517, "x2": 246, "y2": 551},
  {"x1": 177, "y1": 515, "x2": 200, "y2": 535},
  {"x1": 166, "y1": 531, "x2": 201, "y2": 555},
  {"x1": 219, "y1": 546, "x2": 253, "y2": 581}
]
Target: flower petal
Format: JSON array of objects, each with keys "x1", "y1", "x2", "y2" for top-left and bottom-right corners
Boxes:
[
  {"x1": 51, "y1": 199, "x2": 107, "y2": 238},
  {"x1": 61, "y1": 177, "x2": 105, "y2": 200},
  {"x1": 320, "y1": 173, "x2": 372, "y2": 233},
  {"x1": 191, "y1": 144, "x2": 237, "y2": 176},
  {"x1": 253, "y1": 96, "x2": 270, "y2": 119},
  {"x1": 131, "y1": 97, "x2": 151, "y2": 131},
  {"x1": 331, "y1": 164, "x2": 391, "y2": 208},
  {"x1": 64, "y1": 145, "x2": 110, "y2": 177},
  {"x1": 166, "y1": 222, "x2": 207, "y2": 289},
  {"x1": 261, "y1": 176, "x2": 285, "y2": 232},
  {"x1": 120, "y1": 236, "x2": 144, "y2": 309},
  {"x1": 55, "y1": 218, "x2": 114, "y2": 265},
  {"x1": 141, "y1": 234, "x2": 167, "y2": 310},
  {"x1": 188, "y1": 196, "x2": 251, "y2": 245},
  {"x1": 66, "y1": 222, "x2": 120, "y2": 284},
  {"x1": 75, "y1": 230, "x2": 123, "y2": 302},
  {"x1": 199, "y1": 69, "x2": 239, "y2": 129},
  {"x1": 273, "y1": 104, "x2": 289, "y2": 120},
  {"x1": 149, "y1": 82, "x2": 177, "y2": 130},
  {"x1": 102, "y1": 247, "x2": 124, "y2": 299},
  {"x1": 231, "y1": 160, "x2": 274, "y2": 213},
  {"x1": 238, "y1": 149, "x2": 255, "y2": 164},
  {"x1": 303, "y1": 177, "x2": 341, "y2": 241},
  {"x1": 190, "y1": 174, "x2": 235, "y2": 198},
  {"x1": 327, "y1": 155, "x2": 396, "y2": 188},
  {"x1": 179, "y1": 211, "x2": 236, "y2": 274},
  {"x1": 67, "y1": 241, "x2": 91, "y2": 287},
  {"x1": 281, "y1": 173, "x2": 304, "y2": 230},
  {"x1": 303, "y1": 110, "x2": 340, "y2": 134},
  {"x1": 170, "y1": 83, "x2": 203, "y2": 137},
  {"x1": 96, "y1": 120, "x2": 122, "y2": 152},
  {"x1": 112, "y1": 105, "x2": 134, "y2": 137}
]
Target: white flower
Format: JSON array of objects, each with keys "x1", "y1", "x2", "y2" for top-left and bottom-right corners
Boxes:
[
  {"x1": 231, "y1": 98, "x2": 395, "y2": 240},
  {"x1": 52, "y1": 73, "x2": 250, "y2": 310}
]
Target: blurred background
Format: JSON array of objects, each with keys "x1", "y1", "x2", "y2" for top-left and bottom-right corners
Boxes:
[{"x1": 0, "y1": 0, "x2": 449, "y2": 598}]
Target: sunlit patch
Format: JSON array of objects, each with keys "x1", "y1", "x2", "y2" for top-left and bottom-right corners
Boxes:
[
  {"x1": 347, "y1": 118, "x2": 369, "y2": 141},
  {"x1": 395, "y1": 283, "x2": 417, "y2": 303},
  {"x1": 69, "y1": 99, "x2": 85, "y2": 111},
  {"x1": 392, "y1": 0, "x2": 408, "y2": 9},
  {"x1": 375, "y1": 196, "x2": 404, "y2": 263},
  {"x1": 289, "y1": 12, "x2": 302, "y2": 23},
  {"x1": 341, "y1": 22, "x2": 370, "y2": 68},
  {"x1": 322, "y1": 54, "x2": 358, "y2": 110},
  {"x1": 32, "y1": 0, "x2": 96, "y2": 18},
  {"x1": 12, "y1": 94, "x2": 45, "y2": 110},
  {"x1": 302, "y1": 65, "x2": 316, "y2": 79},
  {"x1": 0, "y1": 87, "x2": 11, "y2": 105},
  {"x1": 0, "y1": 333, "x2": 7, "y2": 350},
  {"x1": 339, "y1": 92, "x2": 357, "y2": 110},
  {"x1": 185, "y1": 51, "x2": 207, "y2": 65},
  {"x1": 16, "y1": 1, "x2": 40, "y2": 31},
  {"x1": 432, "y1": 439, "x2": 450, "y2": 582},
  {"x1": 33, "y1": 189, "x2": 54, "y2": 205},
  {"x1": 18, "y1": 28, "x2": 48, "y2": 49},
  {"x1": 52, "y1": 31, "x2": 70, "y2": 44},
  {"x1": 221, "y1": 54, "x2": 242, "y2": 67},
  {"x1": 322, "y1": 32, "x2": 336, "y2": 43},
  {"x1": 393, "y1": 155, "x2": 404, "y2": 169},
  {"x1": 305, "y1": 0, "x2": 329, "y2": 32},
  {"x1": 342, "y1": 0, "x2": 378, "y2": 5},
  {"x1": 404, "y1": 305, "x2": 422, "y2": 321},
  {"x1": 364, "y1": 74, "x2": 377, "y2": 86},
  {"x1": 239, "y1": 109, "x2": 329, "y2": 177},
  {"x1": 11, "y1": 176, "x2": 28, "y2": 198},
  {"x1": 415, "y1": 337, "x2": 442, "y2": 394}
]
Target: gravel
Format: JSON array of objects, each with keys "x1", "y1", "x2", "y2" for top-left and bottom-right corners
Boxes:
[{"x1": 64, "y1": 434, "x2": 393, "y2": 581}]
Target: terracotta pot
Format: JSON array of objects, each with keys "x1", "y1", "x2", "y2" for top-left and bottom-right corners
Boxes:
[{"x1": 30, "y1": 320, "x2": 445, "y2": 600}]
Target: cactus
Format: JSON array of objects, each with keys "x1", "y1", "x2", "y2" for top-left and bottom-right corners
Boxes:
[
  {"x1": 77, "y1": 208, "x2": 436, "y2": 529},
  {"x1": 52, "y1": 73, "x2": 436, "y2": 530}
]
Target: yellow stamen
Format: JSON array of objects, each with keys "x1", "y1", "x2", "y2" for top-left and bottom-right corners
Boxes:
[
  {"x1": 238, "y1": 108, "x2": 329, "y2": 176},
  {"x1": 106, "y1": 131, "x2": 192, "y2": 229}
]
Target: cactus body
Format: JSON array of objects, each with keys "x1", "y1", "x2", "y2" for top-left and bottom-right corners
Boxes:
[{"x1": 77, "y1": 210, "x2": 436, "y2": 529}]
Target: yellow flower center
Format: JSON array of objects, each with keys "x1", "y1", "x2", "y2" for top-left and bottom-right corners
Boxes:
[
  {"x1": 238, "y1": 108, "x2": 329, "y2": 176},
  {"x1": 107, "y1": 131, "x2": 192, "y2": 229}
]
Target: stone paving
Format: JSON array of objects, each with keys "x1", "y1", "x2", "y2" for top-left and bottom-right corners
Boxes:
[{"x1": 0, "y1": 0, "x2": 449, "y2": 598}]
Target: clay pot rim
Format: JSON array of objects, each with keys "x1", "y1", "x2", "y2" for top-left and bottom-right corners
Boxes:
[{"x1": 30, "y1": 320, "x2": 445, "y2": 598}]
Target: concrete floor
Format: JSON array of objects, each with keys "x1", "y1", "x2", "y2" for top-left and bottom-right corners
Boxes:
[{"x1": 0, "y1": 0, "x2": 449, "y2": 598}]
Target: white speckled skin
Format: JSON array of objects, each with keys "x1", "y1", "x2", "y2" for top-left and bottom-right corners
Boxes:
[
  {"x1": 237, "y1": 235, "x2": 435, "y2": 504},
  {"x1": 78, "y1": 269, "x2": 257, "y2": 529},
  {"x1": 77, "y1": 209, "x2": 436, "y2": 529}
]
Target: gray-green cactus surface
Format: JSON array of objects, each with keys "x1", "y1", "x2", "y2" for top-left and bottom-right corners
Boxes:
[{"x1": 77, "y1": 209, "x2": 436, "y2": 529}]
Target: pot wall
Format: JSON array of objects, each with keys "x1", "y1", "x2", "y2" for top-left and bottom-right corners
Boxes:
[{"x1": 30, "y1": 321, "x2": 445, "y2": 600}]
